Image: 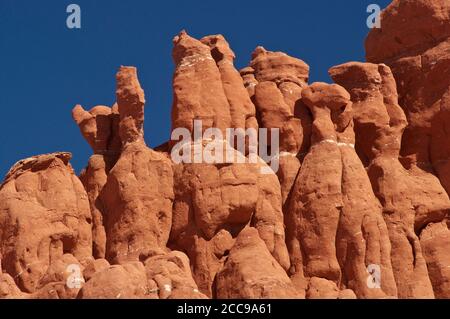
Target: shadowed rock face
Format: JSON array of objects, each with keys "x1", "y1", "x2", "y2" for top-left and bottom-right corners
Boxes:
[
  {"x1": 2, "y1": 1, "x2": 450, "y2": 299},
  {"x1": 286, "y1": 82, "x2": 397, "y2": 299},
  {"x1": 366, "y1": 0, "x2": 450, "y2": 189},
  {"x1": 72, "y1": 105, "x2": 120, "y2": 259},
  {"x1": 364, "y1": 0, "x2": 450, "y2": 298},
  {"x1": 330, "y1": 61, "x2": 450, "y2": 298},
  {"x1": 241, "y1": 47, "x2": 312, "y2": 219},
  {"x1": 72, "y1": 104, "x2": 121, "y2": 156}
]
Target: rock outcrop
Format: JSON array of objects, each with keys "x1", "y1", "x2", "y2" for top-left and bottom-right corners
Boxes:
[
  {"x1": 243, "y1": 47, "x2": 312, "y2": 207},
  {"x1": 363, "y1": 0, "x2": 450, "y2": 298},
  {"x1": 366, "y1": 0, "x2": 450, "y2": 193},
  {"x1": 100, "y1": 67, "x2": 175, "y2": 264},
  {"x1": 286, "y1": 82, "x2": 397, "y2": 298},
  {"x1": 1, "y1": 0, "x2": 450, "y2": 300},
  {"x1": 330, "y1": 61, "x2": 450, "y2": 298},
  {"x1": 215, "y1": 227, "x2": 300, "y2": 299},
  {"x1": 73, "y1": 104, "x2": 120, "y2": 259},
  {"x1": 169, "y1": 140, "x2": 290, "y2": 297},
  {"x1": 171, "y1": 31, "x2": 232, "y2": 137},
  {"x1": 0, "y1": 152, "x2": 92, "y2": 293}
]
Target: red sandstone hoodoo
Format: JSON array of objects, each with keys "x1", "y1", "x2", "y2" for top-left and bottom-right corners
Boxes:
[{"x1": 1, "y1": 0, "x2": 449, "y2": 299}]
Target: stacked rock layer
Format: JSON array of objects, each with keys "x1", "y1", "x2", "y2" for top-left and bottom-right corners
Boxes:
[{"x1": 1, "y1": 0, "x2": 449, "y2": 299}]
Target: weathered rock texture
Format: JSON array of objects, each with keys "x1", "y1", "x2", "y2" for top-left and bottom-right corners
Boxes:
[
  {"x1": 366, "y1": 0, "x2": 450, "y2": 191},
  {"x1": 100, "y1": 67, "x2": 175, "y2": 265},
  {"x1": 244, "y1": 47, "x2": 312, "y2": 207},
  {"x1": 286, "y1": 82, "x2": 397, "y2": 298},
  {"x1": 1, "y1": 0, "x2": 450, "y2": 299},
  {"x1": 171, "y1": 31, "x2": 232, "y2": 137},
  {"x1": 364, "y1": 0, "x2": 450, "y2": 299},
  {"x1": 169, "y1": 139, "x2": 290, "y2": 297},
  {"x1": 0, "y1": 152, "x2": 92, "y2": 293},
  {"x1": 215, "y1": 227, "x2": 300, "y2": 299},
  {"x1": 330, "y1": 61, "x2": 450, "y2": 298},
  {"x1": 73, "y1": 104, "x2": 121, "y2": 259}
]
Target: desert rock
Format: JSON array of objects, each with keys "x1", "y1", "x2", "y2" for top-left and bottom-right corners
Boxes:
[
  {"x1": 0, "y1": 152, "x2": 92, "y2": 293},
  {"x1": 287, "y1": 82, "x2": 397, "y2": 298},
  {"x1": 215, "y1": 227, "x2": 300, "y2": 299},
  {"x1": 169, "y1": 140, "x2": 289, "y2": 296},
  {"x1": 330, "y1": 61, "x2": 450, "y2": 298},
  {"x1": 366, "y1": 0, "x2": 450, "y2": 189}
]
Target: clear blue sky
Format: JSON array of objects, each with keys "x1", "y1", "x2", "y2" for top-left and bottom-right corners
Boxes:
[{"x1": 0, "y1": 0, "x2": 391, "y2": 178}]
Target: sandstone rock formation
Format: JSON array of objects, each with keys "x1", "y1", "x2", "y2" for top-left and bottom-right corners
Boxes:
[
  {"x1": 243, "y1": 47, "x2": 312, "y2": 207},
  {"x1": 215, "y1": 227, "x2": 300, "y2": 299},
  {"x1": 200, "y1": 34, "x2": 258, "y2": 134},
  {"x1": 72, "y1": 102, "x2": 121, "y2": 259},
  {"x1": 169, "y1": 140, "x2": 290, "y2": 297},
  {"x1": 100, "y1": 66, "x2": 175, "y2": 264},
  {"x1": 171, "y1": 31, "x2": 232, "y2": 137},
  {"x1": 78, "y1": 262, "x2": 150, "y2": 299},
  {"x1": 1, "y1": 0, "x2": 450, "y2": 300},
  {"x1": 0, "y1": 152, "x2": 92, "y2": 293},
  {"x1": 366, "y1": 8, "x2": 450, "y2": 299},
  {"x1": 144, "y1": 250, "x2": 207, "y2": 299},
  {"x1": 330, "y1": 61, "x2": 450, "y2": 298},
  {"x1": 366, "y1": 0, "x2": 450, "y2": 193},
  {"x1": 286, "y1": 82, "x2": 397, "y2": 298}
]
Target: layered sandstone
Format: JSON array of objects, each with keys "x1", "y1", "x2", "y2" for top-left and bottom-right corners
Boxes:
[
  {"x1": 330, "y1": 61, "x2": 450, "y2": 298},
  {"x1": 366, "y1": 0, "x2": 450, "y2": 193},
  {"x1": 242, "y1": 47, "x2": 311, "y2": 208},
  {"x1": 73, "y1": 104, "x2": 120, "y2": 259},
  {"x1": 286, "y1": 82, "x2": 397, "y2": 298},
  {"x1": 0, "y1": 152, "x2": 92, "y2": 293},
  {"x1": 364, "y1": 0, "x2": 450, "y2": 298},
  {"x1": 1, "y1": 0, "x2": 450, "y2": 300},
  {"x1": 169, "y1": 140, "x2": 290, "y2": 297}
]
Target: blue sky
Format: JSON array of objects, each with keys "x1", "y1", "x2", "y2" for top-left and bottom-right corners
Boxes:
[{"x1": 0, "y1": 0, "x2": 391, "y2": 178}]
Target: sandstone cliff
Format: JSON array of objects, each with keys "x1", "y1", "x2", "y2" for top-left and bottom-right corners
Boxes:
[{"x1": 1, "y1": 0, "x2": 449, "y2": 299}]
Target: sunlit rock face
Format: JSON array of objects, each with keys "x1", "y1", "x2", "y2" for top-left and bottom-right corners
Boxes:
[{"x1": 2, "y1": 1, "x2": 450, "y2": 299}]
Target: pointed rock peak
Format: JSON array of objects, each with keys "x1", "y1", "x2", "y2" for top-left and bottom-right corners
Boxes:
[
  {"x1": 172, "y1": 29, "x2": 188, "y2": 43},
  {"x1": 251, "y1": 46, "x2": 268, "y2": 59},
  {"x1": 116, "y1": 66, "x2": 145, "y2": 106},
  {"x1": 116, "y1": 66, "x2": 145, "y2": 145},
  {"x1": 200, "y1": 34, "x2": 236, "y2": 62},
  {"x1": 172, "y1": 30, "x2": 211, "y2": 65}
]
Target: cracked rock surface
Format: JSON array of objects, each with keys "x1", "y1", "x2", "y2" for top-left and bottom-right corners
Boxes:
[{"x1": 1, "y1": 0, "x2": 450, "y2": 299}]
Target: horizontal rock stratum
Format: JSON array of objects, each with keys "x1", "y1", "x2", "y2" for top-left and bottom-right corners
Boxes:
[{"x1": 1, "y1": 0, "x2": 450, "y2": 299}]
